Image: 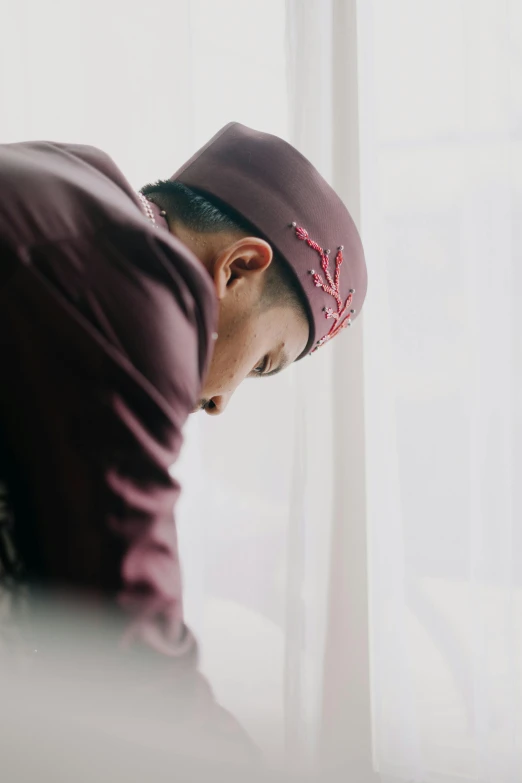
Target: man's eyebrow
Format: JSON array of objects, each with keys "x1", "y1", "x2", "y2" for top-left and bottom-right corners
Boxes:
[{"x1": 265, "y1": 350, "x2": 291, "y2": 377}]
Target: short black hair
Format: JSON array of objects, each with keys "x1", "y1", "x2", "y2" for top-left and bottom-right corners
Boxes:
[{"x1": 139, "y1": 179, "x2": 308, "y2": 320}]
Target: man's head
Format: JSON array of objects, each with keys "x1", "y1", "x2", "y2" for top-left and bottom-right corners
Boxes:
[
  {"x1": 140, "y1": 181, "x2": 309, "y2": 414},
  {"x1": 141, "y1": 122, "x2": 367, "y2": 415}
]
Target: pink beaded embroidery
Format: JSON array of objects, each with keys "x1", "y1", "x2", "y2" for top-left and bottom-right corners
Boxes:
[{"x1": 291, "y1": 223, "x2": 355, "y2": 352}]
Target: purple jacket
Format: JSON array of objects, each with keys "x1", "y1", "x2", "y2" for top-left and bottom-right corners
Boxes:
[{"x1": 0, "y1": 140, "x2": 217, "y2": 654}]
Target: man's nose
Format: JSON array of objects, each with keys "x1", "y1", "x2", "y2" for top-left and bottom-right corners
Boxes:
[{"x1": 205, "y1": 393, "x2": 231, "y2": 415}]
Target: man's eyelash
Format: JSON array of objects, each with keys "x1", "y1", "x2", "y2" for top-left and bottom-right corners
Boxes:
[{"x1": 253, "y1": 357, "x2": 269, "y2": 376}]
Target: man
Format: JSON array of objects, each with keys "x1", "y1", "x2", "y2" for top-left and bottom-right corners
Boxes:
[{"x1": 0, "y1": 123, "x2": 367, "y2": 772}]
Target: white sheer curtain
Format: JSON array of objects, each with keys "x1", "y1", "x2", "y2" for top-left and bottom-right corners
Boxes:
[
  {"x1": 356, "y1": 1, "x2": 522, "y2": 781},
  {"x1": 287, "y1": 0, "x2": 522, "y2": 781},
  {"x1": 286, "y1": 1, "x2": 376, "y2": 779}
]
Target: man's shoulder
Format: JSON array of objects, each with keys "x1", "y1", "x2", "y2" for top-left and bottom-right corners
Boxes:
[
  {"x1": 0, "y1": 140, "x2": 141, "y2": 244},
  {"x1": 0, "y1": 140, "x2": 132, "y2": 191}
]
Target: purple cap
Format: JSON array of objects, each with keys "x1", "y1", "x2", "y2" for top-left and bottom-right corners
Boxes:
[{"x1": 171, "y1": 122, "x2": 367, "y2": 359}]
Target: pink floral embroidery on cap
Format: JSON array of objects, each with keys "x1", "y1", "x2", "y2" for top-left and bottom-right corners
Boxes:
[{"x1": 291, "y1": 223, "x2": 355, "y2": 353}]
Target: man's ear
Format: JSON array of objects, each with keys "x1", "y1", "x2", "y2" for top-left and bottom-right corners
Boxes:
[{"x1": 213, "y1": 237, "x2": 273, "y2": 300}]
